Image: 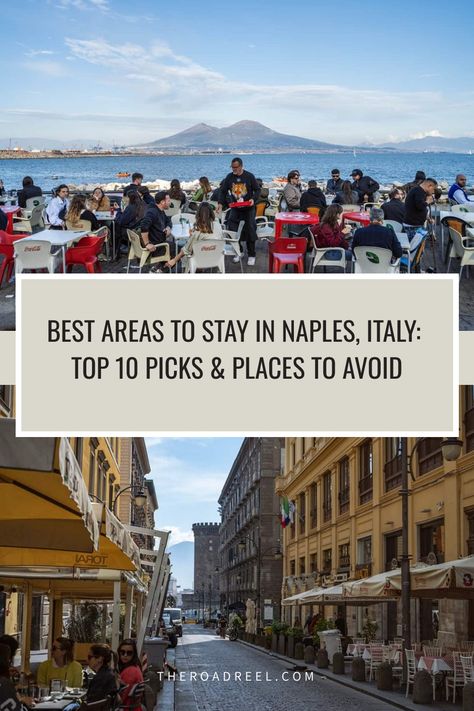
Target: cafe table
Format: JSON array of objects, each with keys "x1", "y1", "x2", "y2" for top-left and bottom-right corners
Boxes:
[
  {"x1": 14, "y1": 230, "x2": 88, "y2": 273},
  {"x1": 34, "y1": 691, "x2": 86, "y2": 711},
  {"x1": 1, "y1": 205, "x2": 21, "y2": 233},
  {"x1": 274, "y1": 211, "x2": 319, "y2": 238},
  {"x1": 343, "y1": 211, "x2": 371, "y2": 227}
]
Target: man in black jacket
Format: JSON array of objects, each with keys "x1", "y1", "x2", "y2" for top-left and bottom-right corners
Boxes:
[
  {"x1": 403, "y1": 178, "x2": 437, "y2": 240},
  {"x1": 381, "y1": 188, "x2": 405, "y2": 223},
  {"x1": 17, "y1": 176, "x2": 43, "y2": 208},
  {"x1": 326, "y1": 169, "x2": 344, "y2": 194},
  {"x1": 350, "y1": 169, "x2": 380, "y2": 205},
  {"x1": 123, "y1": 172, "x2": 144, "y2": 197},
  {"x1": 218, "y1": 157, "x2": 260, "y2": 266},
  {"x1": 300, "y1": 180, "x2": 327, "y2": 213},
  {"x1": 140, "y1": 190, "x2": 174, "y2": 265},
  {"x1": 352, "y1": 207, "x2": 402, "y2": 260}
]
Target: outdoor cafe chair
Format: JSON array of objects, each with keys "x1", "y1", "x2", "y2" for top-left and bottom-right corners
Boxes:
[
  {"x1": 268, "y1": 237, "x2": 307, "y2": 274},
  {"x1": 126, "y1": 229, "x2": 170, "y2": 273},
  {"x1": 256, "y1": 216, "x2": 275, "y2": 240},
  {"x1": 308, "y1": 228, "x2": 346, "y2": 274},
  {"x1": 165, "y1": 200, "x2": 181, "y2": 217},
  {"x1": 188, "y1": 239, "x2": 225, "y2": 274},
  {"x1": 423, "y1": 645, "x2": 442, "y2": 657},
  {"x1": 367, "y1": 645, "x2": 384, "y2": 682},
  {"x1": 66, "y1": 232, "x2": 106, "y2": 274},
  {"x1": 383, "y1": 219, "x2": 404, "y2": 234},
  {"x1": 460, "y1": 654, "x2": 474, "y2": 685},
  {"x1": 222, "y1": 220, "x2": 244, "y2": 272},
  {"x1": 12, "y1": 205, "x2": 44, "y2": 233},
  {"x1": 81, "y1": 698, "x2": 112, "y2": 711},
  {"x1": 0, "y1": 231, "x2": 28, "y2": 287},
  {"x1": 405, "y1": 649, "x2": 416, "y2": 697},
  {"x1": 25, "y1": 195, "x2": 46, "y2": 212},
  {"x1": 447, "y1": 226, "x2": 474, "y2": 278},
  {"x1": 14, "y1": 239, "x2": 61, "y2": 274},
  {"x1": 116, "y1": 682, "x2": 146, "y2": 711},
  {"x1": 341, "y1": 204, "x2": 361, "y2": 212},
  {"x1": 446, "y1": 651, "x2": 465, "y2": 703},
  {"x1": 353, "y1": 246, "x2": 400, "y2": 274}
]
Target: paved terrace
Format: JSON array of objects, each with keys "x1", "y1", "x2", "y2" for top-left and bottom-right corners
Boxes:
[{"x1": 0, "y1": 227, "x2": 472, "y2": 331}]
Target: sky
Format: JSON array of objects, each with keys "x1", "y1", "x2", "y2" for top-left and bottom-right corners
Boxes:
[
  {"x1": 2, "y1": 0, "x2": 474, "y2": 145},
  {"x1": 145, "y1": 437, "x2": 243, "y2": 548}
]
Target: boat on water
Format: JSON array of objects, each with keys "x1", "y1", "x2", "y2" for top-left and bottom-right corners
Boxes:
[
  {"x1": 116, "y1": 171, "x2": 130, "y2": 178},
  {"x1": 273, "y1": 176, "x2": 287, "y2": 184}
]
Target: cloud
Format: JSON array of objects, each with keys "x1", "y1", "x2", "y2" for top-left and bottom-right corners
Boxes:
[
  {"x1": 163, "y1": 525, "x2": 194, "y2": 547},
  {"x1": 26, "y1": 50, "x2": 55, "y2": 57},
  {"x1": 56, "y1": 0, "x2": 109, "y2": 10},
  {"x1": 148, "y1": 451, "x2": 227, "y2": 504},
  {"x1": 22, "y1": 60, "x2": 66, "y2": 77},
  {"x1": 408, "y1": 129, "x2": 443, "y2": 139}
]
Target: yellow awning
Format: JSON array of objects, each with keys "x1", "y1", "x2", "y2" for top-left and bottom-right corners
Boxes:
[
  {"x1": 0, "y1": 420, "x2": 99, "y2": 551},
  {"x1": 0, "y1": 568, "x2": 147, "y2": 599}
]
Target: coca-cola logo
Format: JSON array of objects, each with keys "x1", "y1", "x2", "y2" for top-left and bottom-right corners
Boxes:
[
  {"x1": 201, "y1": 245, "x2": 216, "y2": 251},
  {"x1": 25, "y1": 246, "x2": 41, "y2": 252}
]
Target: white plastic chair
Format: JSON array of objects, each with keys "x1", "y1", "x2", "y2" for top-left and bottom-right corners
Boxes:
[
  {"x1": 223, "y1": 221, "x2": 245, "y2": 271},
  {"x1": 14, "y1": 240, "x2": 61, "y2": 273},
  {"x1": 256, "y1": 216, "x2": 275, "y2": 240},
  {"x1": 126, "y1": 229, "x2": 170, "y2": 273},
  {"x1": 405, "y1": 648, "x2": 416, "y2": 697},
  {"x1": 341, "y1": 204, "x2": 361, "y2": 212},
  {"x1": 25, "y1": 196, "x2": 45, "y2": 211},
  {"x1": 165, "y1": 201, "x2": 181, "y2": 217},
  {"x1": 383, "y1": 219, "x2": 404, "y2": 233},
  {"x1": 353, "y1": 246, "x2": 400, "y2": 273},
  {"x1": 451, "y1": 203, "x2": 474, "y2": 213},
  {"x1": 447, "y1": 226, "x2": 474, "y2": 278},
  {"x1": 188, "y1": 239, "x2": 225, "y2": 273},
  {"x1": 12, "y1": 205, "x2": 44, "y2": 233}
]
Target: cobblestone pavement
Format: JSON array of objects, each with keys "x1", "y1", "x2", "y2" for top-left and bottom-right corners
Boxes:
[{"x1": 174, "y1": 626, "x2": 396, "y2": 711}]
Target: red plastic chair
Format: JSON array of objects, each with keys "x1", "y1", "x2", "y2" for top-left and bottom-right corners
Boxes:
[
  {"x1": 65, "y1": 234, "x2": 105, "y2": 273},
  {"x1": 0, "y1": 230, "x2": 28, "y2": 287},
  {"x1": 269, "y1": 237, "x2": 307, "y2": 273}
]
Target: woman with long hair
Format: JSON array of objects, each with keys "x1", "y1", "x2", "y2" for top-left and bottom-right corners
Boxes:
[
  {"x1": 191, "y1": 177, "x2": 212, "y2": 202},
  {"x1": 89, "y1": 187, "x2": 110, "y2": 212},
  {"x1": 169, "y1": 179, "x2": 186, "y2": 207},
  {"x1": 311, "y1": 203, "x2": 352, "y2": 266},
  {"x1": 116, "y1": 639, "x2": 143, "y2": 708},
  {"x1": 66, "y1": 195, "x2": 100, "y2": 231},
  {"x1": 333, "y1": 180, "x2": 359, "y2": 206},
  {"x1": 166, "y1": 202, "x2": 223, "y2": 271},
  {"x1": 86, "y1": 644, "x2": 117, "y2": 702},
  {"x1": 115, "y1": 191, "x2": 146, "y2": 258},
  {"x1": 37, "y1": 638, "x2": 83, "y2": 689}
]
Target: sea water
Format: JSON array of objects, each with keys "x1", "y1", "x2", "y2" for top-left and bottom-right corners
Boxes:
[{"x1": 0, "y1": 152, "x2": 473, "y2": 192}]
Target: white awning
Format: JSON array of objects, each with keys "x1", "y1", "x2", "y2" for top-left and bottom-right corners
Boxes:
[{"x1": 281, "y1": 587, "x2": 323, "y2": 606}]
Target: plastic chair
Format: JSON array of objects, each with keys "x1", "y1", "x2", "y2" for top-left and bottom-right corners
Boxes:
[
  {"x1": 66, "y1": 234, "x2": 106, "y2": 274},
  {"x1": 269, "y1": 237, "x2": 307, "y2": 274},
  {"x1": 353, "y1": 246, "x2": 400, "y2": 273},
  {"x1": 256, "y1": 216, "x2": 275, "y2": 240},
  {"x1": 405, "y1": 649, "x2": 416, "y2": 697},
  {"x1": 188, "y1": 239, "x2": 225, "y2": 273},
  {"x1": 447, "y1": 226, "x2": 474, "y2": 277},
  {"x1": 127, "y1": 229, "x2": 171, "y2": 273},
  {"x1": 222, "y1": 221, "x2": 245, "y2": 271},
  {"x1": 25, "y1": 196, "x2": 45, "y2": 211},
  {"x1": 341, "y1": 204, "x2": 361, "y2": 212},
  {"x1": 12, "y1": 205, "x2": 44, "y2": 233},
  {"x1": 117, "y1": 681, "x2": 146, "y2": 711},
  {"x1": 14, "y1": 239, "x2": 61, "y2": 273},
  {"x1": 164, "y1": 201, "x2": 181, "y2": 217},
  {"x1": 306, "y1": 207, "x2": 321, "y2": 216},
  {"x1": 383, "y1": 219, "x2": 404, "y2": 233},
  {"x1": 308, "y1": 229, "x2": 346, "y2": 273},
  {"x1": 0, "y1": 231, "x2": 28, "y2": 287},
  {"x1": 446, "y1": 651, "x2": 465, "y2": 703}
]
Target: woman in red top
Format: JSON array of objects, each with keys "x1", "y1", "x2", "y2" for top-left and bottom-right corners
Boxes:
[
  {"x1": 117, "y1": 639, "x2": 143, "y2": 709},
  {"x1": 312, "y1": 204, "x2": 352, "y2": 249}
]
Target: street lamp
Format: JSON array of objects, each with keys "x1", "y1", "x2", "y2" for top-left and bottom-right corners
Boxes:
[
  {"x1": 400, "y1": 437, "x2": 463, "y2": 651},
  {"x1": 112, "y1": 484, "x2": 147, "y2": 514}
]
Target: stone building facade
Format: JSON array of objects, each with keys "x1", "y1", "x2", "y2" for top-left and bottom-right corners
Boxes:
[
  {"x1": 192, "y1": 522, "x2": 220, "y2": 618},
  {"x1": 277, "y1": 387, "x2": 474, "y2": 645},
  {"x1": 218, "y1": 438, "x2": 284, "y2": 628}
]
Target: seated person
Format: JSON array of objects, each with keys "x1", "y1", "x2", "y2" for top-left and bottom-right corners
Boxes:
[
  {"x1": 116, "y1": 192, "x2": 146, "y2": 257},
  {"x1": 333, "y1": 180, "x2": 359, "y2": 206},
  {"x1": 167, "y1": 202, "x2": 223, "y2": 272},
  {"x1": 17, "y1": 177, "x2": 42, "y2": 209},
  {"x1": 116, "y1": 640, "x2": 143, "y2": 709},
  {"x1": 191, "y1": 177, "x2": 212, "y2": 203},
  {"x1": 326, "y1": 169, "x2": 344, "y2": 194},
  {"x1": 86, "y1": 645, "x2": 118, "y2": 702},
  {"x1": 282, "y1": 170, "x2": 301, "y2": 211},
  {"x1": 352, "y1": 207, "x2": 402, "y2": 260},
  {"x1": 66, "y1": 195, "x2": 100, "y2": 231},
  {"x1": 300, "y1": 180, "x2": 327, "y2": 213},
  {"x1": 37, "y1": 638, "x2": 83, "y2": 688},
  {"x1": 311, "y1": 204, "x2": 352, "y2": 260},
  {"x1": 0, "y1": 644, "x2": 26, "y2": 711},
  {"x1": 169, "y1": 179, "x2": 187, "y2": 207},
  {"x1": 140, "y1": 190, "x2": 175, "y2": 268},
  {"x1": 381, "y1": 187, "x2": 405, "y2": 223},
  {"x1": 137, "y1": 186, "x2": 154, "y2": 205},
  {"x1": 123, "y1": 173, "x2": 143, "y2": 198},
  {"x1": 350, "y1": 169, "x2": 380, "y2": 204},
  {"x1": 89, "y1": 187, "x2": 111, "y2": 212},
  {"x1": 46, "y1": 184, "x2": 70, "y2": 230},
  {"x1": 448, "y1": 174, "x2": 474, "y2": 204}
]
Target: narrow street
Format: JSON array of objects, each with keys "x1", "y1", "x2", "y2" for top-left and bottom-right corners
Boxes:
[{"x1": 174, "y1": 626, "x2": 396, "y2": 711}]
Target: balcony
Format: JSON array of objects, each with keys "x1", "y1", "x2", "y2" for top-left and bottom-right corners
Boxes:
[
  {"x1": 338, "y1": 488, "x2": 350, "y2": 514},
  {"x1": 355, "y1": 562, "x2": 372, "y2": 579},
  {"x1": 338, "y1": 555, "x2": 350, "y2": 570},
  {"x1": 322, "y1": 502, "x2": 332, "y2": 523}
]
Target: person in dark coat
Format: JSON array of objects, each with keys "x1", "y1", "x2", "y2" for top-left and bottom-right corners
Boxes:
[
  {"x1": 381, "y1": 188, "x2": 405, "y2": 223},
  {"x1": 352, "y1": 207, "x2": 402, "y2": 260},
  {"x1": 350, "y1": 169, "x2": 380, "y2": 204},
  {"x1": 86, "y1": 644, "x2": 118, "y2": 703},
  {"x1": 326, "y1": 169, "x2": 344, "y2": 194},
  {"x1": 300, "y1": 180, "x2": 327, "y2": 214},
  {"x1": 17, "y1": 176, "x2": 43, "y2": 208}
]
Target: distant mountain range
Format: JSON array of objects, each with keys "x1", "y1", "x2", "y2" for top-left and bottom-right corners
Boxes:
[
  {"x1": 139, "y1": 120, "x2": 346, "y2": 152},
  {"x1": 2, "y1": 123, "x2": 474, "y2": 153},
  {"x1": 167, "y1": 541, "x2": 194, "y2": 590}
]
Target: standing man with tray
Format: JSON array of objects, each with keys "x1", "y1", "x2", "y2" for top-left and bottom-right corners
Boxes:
[{"x1": 217, "y1": 157, "x2": 260, "y2": 266}]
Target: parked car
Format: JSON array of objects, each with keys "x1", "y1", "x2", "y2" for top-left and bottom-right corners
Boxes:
[{"x1": 163, "y1": 607, "x2": 183, "y2": 637}]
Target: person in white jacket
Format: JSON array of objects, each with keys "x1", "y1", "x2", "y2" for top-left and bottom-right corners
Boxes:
[{"x1": 46, "y1": 184, "x2": 70, "y2": 229}]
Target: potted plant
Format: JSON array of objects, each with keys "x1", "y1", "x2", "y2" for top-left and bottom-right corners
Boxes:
[
  {"x1": 64, "y1": 602, "x2": 102, "y2": 663},
  {"x1": 362, "y1": 616, "x2": 378, "y2": 644},
  {"x1": 312, "y1": 617, "x2": 334, "y2": 649},
  {"x1": 287, "y1": 626, "x2": 304, "y2": 657}
]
